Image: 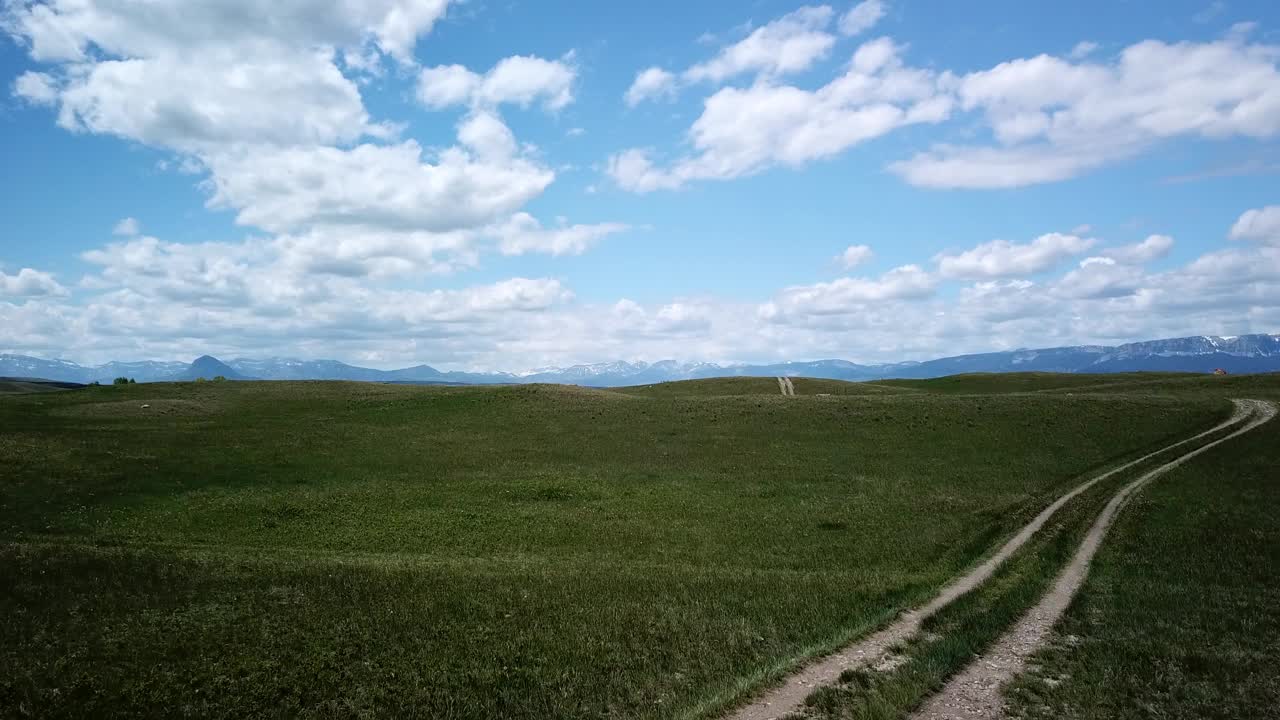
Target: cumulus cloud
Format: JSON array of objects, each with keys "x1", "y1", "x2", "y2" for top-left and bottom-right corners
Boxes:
[
  {"x1": 9, "y1": 212, "x2": 1280, "y2": 370},
  {"x1": 611, "y1": 37, "x2": 952, "y2": 191},
  {"x1": 12, "y1": 71, "x2": 58, "y2": 104},
  {"x1": 48, "y1": 50, "x2": 384, "y2": 151},
  {"x1": 1230, "y1": 205, "x2": 1280, "y2": 245},
  {"x1": 763, "y1": 264, "x2": 935, "y2": 318},
  {"x1": 1053, "y1": 256, "x2": 1145, "y2": 299},
  {"x1": 621, "y1": 5, "x2": 844, "y2": 107},
  {"x1": 112, "y1": 217, "x2": 140, "y2": 236},
  {"x1": 618, "y1": 11, "x2": 1280, "y2": 193},
  {"x1": 0, "y1": 268, "x2": 68, "y2": 297},
  {"x1": 417, "y1": 55, "x2": 577, "y2": 111},
  {"x1": 894, "y1": 36, "x2": 1280, "y2": 188},
  {"x1": 7, "y1": 1, "x2": 619, "y2": 263},
  {"x1": 4, "y1": 0, "x2": 449, "y2": 64},
  {"x1": 837, "y1": 244, "x2": 874, "y2": 269},
  {"x1": 1068, "y1": 41, "x2": 1099, "y2": 60},
  {"x1": 1103, "y1": 234, "x2": 1174, "y2": 264},
  {"x1": 202, "y1": 140, "x2": 554, "y2": 235},
  {"x1": 684, "y1": 5, "x2": 837, "y2": 83},
  {"x1": 838, "y1": 0, "x2": 886, "y2": 36},
  {"x1": 936, "y1": 233, "x2": 1095, "y2": 279},
  {"x1": 493, "y1": 213, "x2": 630, "y2": 256},
  {"x1": 624, "y1": 67, "x2": 678, "y2": 106}
]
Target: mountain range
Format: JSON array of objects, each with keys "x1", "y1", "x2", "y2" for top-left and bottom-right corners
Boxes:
[{"x1": 3, "y1": 333, "x2": 1278, "y2": 387}]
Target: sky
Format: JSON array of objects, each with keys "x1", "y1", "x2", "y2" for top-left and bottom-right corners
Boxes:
[{"x1": 1, "y1": 0, "x2": 1279, "y2": 371}]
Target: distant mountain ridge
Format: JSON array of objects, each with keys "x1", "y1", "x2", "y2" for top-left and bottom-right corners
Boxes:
[{"x1": 3, "y1": 333, "x2": 1278, "y2": 387}]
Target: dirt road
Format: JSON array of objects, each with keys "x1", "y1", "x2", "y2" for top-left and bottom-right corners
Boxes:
[
  {"x1": 907, "y1": 399, "x2": 1276, "y2": 719},
  {"x1": 724, "y1": 400, "x2": 1260, "y2": 720}
]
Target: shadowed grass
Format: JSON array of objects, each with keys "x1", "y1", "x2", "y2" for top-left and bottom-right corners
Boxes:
[{"x1": 869, "y1": 372, "x2": 1199, "y2": 395}]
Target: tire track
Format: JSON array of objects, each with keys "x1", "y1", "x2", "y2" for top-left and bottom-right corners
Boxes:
[
  {"x1": 908, "y1": 398, "x2": 1277, "y2": 720},
  {"x1": 723, "y1": 400, "x2": 1257, "y2": 720}
]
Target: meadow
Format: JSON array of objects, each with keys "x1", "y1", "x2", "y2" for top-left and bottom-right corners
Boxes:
[
  {"x1": 0, "y1": 374, "x2": 1272, "y2": 718},
  {"x1": 1005, "y1": 392, "x2": 1280, "y2": 720}
]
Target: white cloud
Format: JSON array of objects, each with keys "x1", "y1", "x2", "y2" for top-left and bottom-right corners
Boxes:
[
  {"x1": 4, "y1": 0, "x2": 611, "y2": 250},
  {"x1": 112, "y1": 217, "x2": 141, "y2": 236},
  {"x1": 415, "y1": 64, "x2": 481, "y2": 108},
  {"x1": 9, "y1": 213, "x2": 1280, "y2": 371},
  {"x1": 456, "y1": 111, "x2": 519, "y2": 160},
  {"x1": 1103, "y1": 234, "x2": 1174, "y2": 264},
  {"x1": 202, "y1": 140, "x2": 554, "y2": 234},
  {"x1": 1229, "y1": 205, "x2": 1280, "y2": 245},
  {"x1": 494, "y1": 213, "x2": 630, "y2": 256},
  {"x1": 838, "y1": 0, "x2": 886, "y2": 37},
  {"x1": 611, "y1": 37, "x2": 952, "y2": 191},
  {"x1": 894, "y1": 37, "x2": 1280, "y2": 188},
  {"x1": 4, "y1": 0, "x2": 449, "y2": 64},
  {"x1": 1068, "y1": 41, "x2": 1099, "y2": 60},
  {"x1": 44, "y1": 50, "x2": 384, "y2": 151},
  {"x1": 625, "y1": 67, "x2": 678, "y2": 107},
  {"x1": 417, "y1": 55, "x2": 576, "y2": 111},
  {"x1": 0, "y1": 268, "x2": 68, "y2": 297},
  {"x1": 764, "y1": 264, "x2": 935, "y2": 318},
  {"x1": 12, "y1": 71, "x2": 58, "y2": 104},
  {"x1": 890, "y1": 142, "x2": 1116, "y2": 189},
  {"x1": 936, "y1": 233, "x2": 1095, "y2": 279},
  {"x1": 684, "y1": 5, "x2": 836, "y2": 83},
  {"x1": 1054, "y1": 256, "x2": 1145, "y2": 299},
  {"x1": 837, "y1": 244, "x2": 874, "y2": 269}
]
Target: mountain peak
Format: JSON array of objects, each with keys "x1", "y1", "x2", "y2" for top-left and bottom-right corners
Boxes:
[{"x1": 182, "y1": 355, "x2": 245, "y2": 381}]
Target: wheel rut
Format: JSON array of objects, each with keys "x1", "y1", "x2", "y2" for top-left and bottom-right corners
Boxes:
[
  {"x1": 907, "y1": 399, "x2": 1276, "y2": 719},
  {"x1": 723, "y1": 400, "x2": 1260, "y2": 720}
]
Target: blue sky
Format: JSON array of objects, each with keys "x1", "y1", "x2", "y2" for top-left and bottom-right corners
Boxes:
[{"x1": 2, "y1": 0, "x2": 1279, "y2": 370}]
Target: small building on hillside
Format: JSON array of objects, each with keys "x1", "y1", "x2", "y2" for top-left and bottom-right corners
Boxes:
[{"x1": 1212, "y1": 368, "x2": 1228, "y2": 375}]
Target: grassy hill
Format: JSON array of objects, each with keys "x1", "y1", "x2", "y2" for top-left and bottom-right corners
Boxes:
[
  {"x1": 0, "y1": 378, "x2": 85, "y2": 394},
  {"x1": 868, "y1": 371, "x2": 1201, "y2": 395},
  {"x1": 1, "y1": 375, "x2": 1275, "y2": 718},
  {"x1": 615, "y1": 376, "x2": 917, "y2": 397}
]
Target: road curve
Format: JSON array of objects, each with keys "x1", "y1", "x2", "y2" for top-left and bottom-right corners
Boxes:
[
  {"x1": 908, "y1": 398, "x2": 1277, "y2": 720},
  {"x1": 723, "y1": 400, "x2": 1259, "y2": 720}
]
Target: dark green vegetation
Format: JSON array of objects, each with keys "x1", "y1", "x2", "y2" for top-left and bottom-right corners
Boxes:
[
  {"x1": 0, "y1": 375, "x2": 1271, "y2": 718},
  {"x1": 616, "y1": 376, "x2": 915, "y2": 397},
  {"x1": 0, "y1": 378, "x2": 84, "y2": 395},
  {"x1": 785, "y1": 391, "x2": 1273, "y2": 720},
  {"x1": 870, "y1": 371, "x2": 1199, "y2": 395},
  {"x1": 1005, "y1": 396, "x2": 1280, "y2": 720}
]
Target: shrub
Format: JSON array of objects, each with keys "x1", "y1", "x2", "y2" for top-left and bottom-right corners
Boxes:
[{"x1": 113, "y1": 377, "x2": 130, "y2": 385}]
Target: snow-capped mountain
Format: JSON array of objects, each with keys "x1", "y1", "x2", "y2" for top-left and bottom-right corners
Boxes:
[{"x1": 3, "y1": 333, "x2": 1278, "y2": 387}]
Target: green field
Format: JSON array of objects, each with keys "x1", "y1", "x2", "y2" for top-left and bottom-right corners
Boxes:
[
  {"x1": 1, "y1": 374, "x2": 1276, "y2": 718},
  {"x1": 1006, "y1": 397, "x2": 1280, "y2": 720}
]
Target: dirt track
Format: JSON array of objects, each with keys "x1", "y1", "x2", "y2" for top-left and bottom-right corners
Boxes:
[
  {"x1": 907, "y1": 398, "x2": 1276, "y2": 719},
  {"x1": 724, "y1": 400, "x2": 1261, "y2": 720}
]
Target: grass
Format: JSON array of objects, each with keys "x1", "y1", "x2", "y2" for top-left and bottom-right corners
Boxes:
[
  {"x1": 782, "y1": 402, "x2": 1257, "y2": 720},
  {"x1": 1004, "y1": 397, "x2": 1280, "y2": 720},
  {"x1": 0, "y1": 379, "x2": 83, "y2": 395},
  {"x1": 0, "y1": 376, "x2": 1256, "y2": 718},
  {"x1": 614, "y1": 377, "x2": 914, "y2": 397},
  {"x1": 869, "y1": 372, "x2": 1199, "y2": 395}
]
